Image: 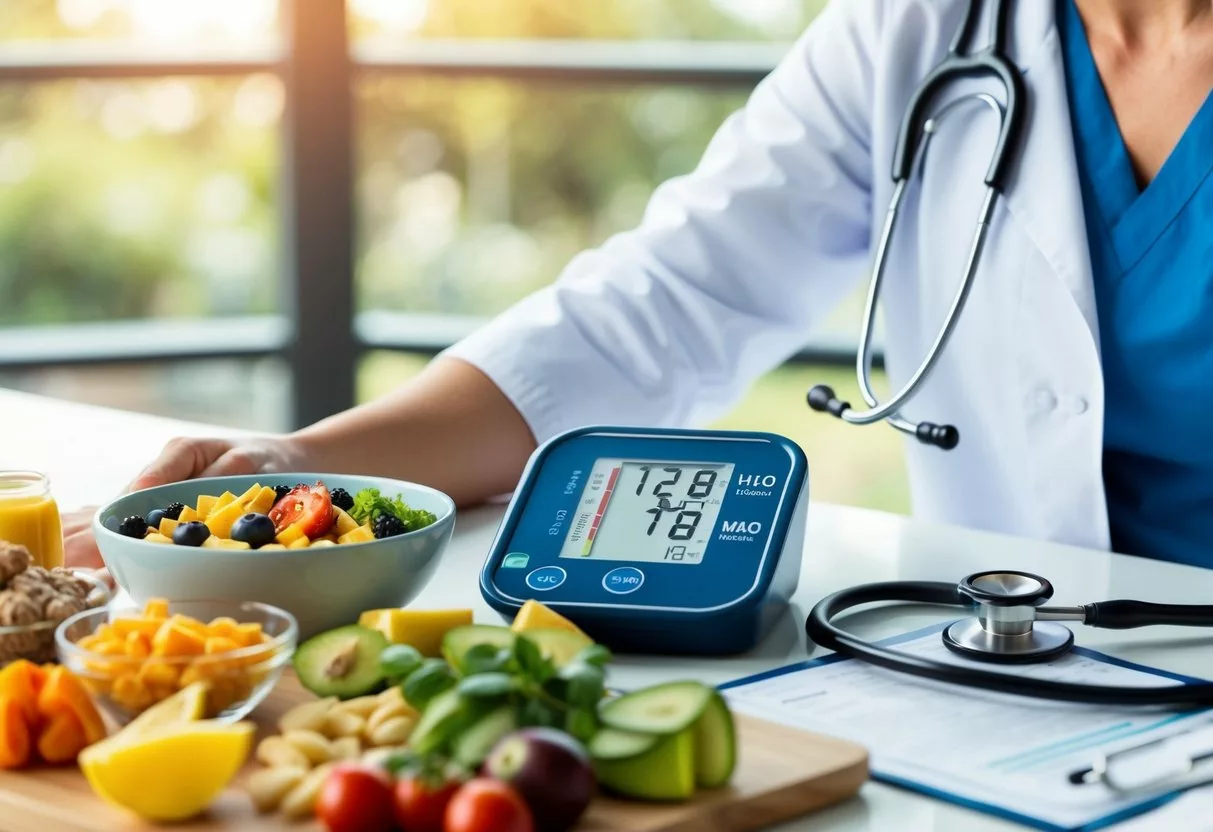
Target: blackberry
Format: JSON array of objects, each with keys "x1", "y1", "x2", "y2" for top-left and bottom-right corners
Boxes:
[
  {"x1": 372, "y1": 514, "x2": 407, "y2": 539},
  {"x1": 273, "y1": 484, "x2": 292, "y2": 501},
  {"x1": 163, "y1": 502, "x2": 186, "y2": 520},
  {"x1": 330, "y1": 487, "x2": 354, "y2": 511},
  {"x1": 117, "y1": 515, "x2": 149, "y2": 539}
]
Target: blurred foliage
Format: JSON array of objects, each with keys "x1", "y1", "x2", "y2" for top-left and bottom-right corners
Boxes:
[
  {"x1": 0, "y1": 75, "x2": 280, "y2": 325},
  {"x1": 0, "y1": 0, "x2": 909, "y2": 513}
]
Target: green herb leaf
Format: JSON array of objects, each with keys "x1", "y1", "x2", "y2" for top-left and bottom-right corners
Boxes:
[
  {"x1": 518, "y1": 698, "x2": 563, "y2": 729},
  {"x1": 381, "y1": 644, "x2": 424, "y2": 683},
  {"x1": 562, "y1": 663, "x2": 606, "y2": 709},
  {"x1": 513, "y1": 634, "x2": 554, "y2": 683},
  {"x1": 565, "y1": 707, "x2": 598, "y2": 743},
  {"x1": 457, "y1": 672, "x2": 517, "y2": 699},
  {"x1": 462, "y1": 643, "x2": 509, "y2": 676},
  {"x1": 403, "y1": 659, "x2": 457, "y2": 710},
  {"x1": 573, "y1": 644, "x2": 613, "y2": 668},
  {"x1": 349, "y1": 487, "x2": 438, "y2": 530}
]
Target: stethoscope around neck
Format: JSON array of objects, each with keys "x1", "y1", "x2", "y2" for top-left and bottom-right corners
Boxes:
[
  {"x1": 805, "y1": 0, "x2": 1025, "y2": 450},
  {"x1": 805, "y1": 570, "x2": 1213, "y2": 706}
]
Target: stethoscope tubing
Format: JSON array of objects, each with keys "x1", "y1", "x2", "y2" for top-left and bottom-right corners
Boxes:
[{"x1": 805, "y1": 582, "x2": 1213, "y2": 706}]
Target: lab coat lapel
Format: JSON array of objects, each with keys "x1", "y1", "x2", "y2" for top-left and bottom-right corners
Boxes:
[{"x1": 1001, "y1": 0, "x2": 1100, "y2": 346}]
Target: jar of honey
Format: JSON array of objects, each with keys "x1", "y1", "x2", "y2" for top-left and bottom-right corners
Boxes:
[{"x1": 0, "y1": 471, "x2": 64, "y2": 569}]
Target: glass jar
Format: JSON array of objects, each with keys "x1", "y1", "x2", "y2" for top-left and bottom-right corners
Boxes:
[{"x1": 0, "y1": 471, "x2": 65, "y2": 569}]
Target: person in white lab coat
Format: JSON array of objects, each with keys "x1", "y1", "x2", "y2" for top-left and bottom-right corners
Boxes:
[{"x1": 66, "y1": 0, "x2": 1213, "y2": 568}]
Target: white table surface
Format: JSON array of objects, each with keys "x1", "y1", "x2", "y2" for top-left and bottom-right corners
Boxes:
[{"x1": 3, "y1": 387, "x2": 1209, "y2": 831}]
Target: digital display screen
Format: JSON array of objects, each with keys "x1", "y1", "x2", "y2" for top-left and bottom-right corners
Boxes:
[{"x1": 559, "y1": 459, "x2": 734, "y2": 565}]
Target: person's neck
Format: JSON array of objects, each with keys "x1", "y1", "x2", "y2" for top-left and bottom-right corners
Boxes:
[{"x1": 1074, "y1": 0, "x2": 1213, "y2": 50}]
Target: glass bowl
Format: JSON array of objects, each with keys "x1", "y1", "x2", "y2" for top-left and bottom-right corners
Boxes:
[
  {"x1": 56, "y1": 599, "x2": 297, "y2": 725},
  {"x1": 0, "y1": 569, "x2": 111, "y2": 667}
]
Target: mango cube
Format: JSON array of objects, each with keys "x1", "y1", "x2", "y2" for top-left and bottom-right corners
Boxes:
[
  {"x1": 142, "y1": 599, "x2": 170, "y2": 619},
  {"x1": 235, "y1": 483, "x2": 263, "y2": 507},
  {"x1": 178, "y1": 506, "x2": 200, "y2": 523},
  {"x1": 338, "y1": 524, "x2": 374, "y2": 545},
  {"x1": 287, "y1": 536, "x2": 311, "y2": 550},
  {"x1": 205, "y1": 500, "x2": 247, "y2": 538},
  {"x1": 333, "y1": 508, "x2": 360, "y2": 535},
  {"x1": 143, "y1": 532, "x2": 173, "y2": 545},
  {"x1": 207, "y1": 491, "x2": 238, "y2": 518},
  {"x1": 152, "y1": 622, "x2": 205, "y2": 657},
  {"x1": 276, "y1": 523, "x2": 307, "y2": 546},
  {"x1": 245, "y1": 486, "x2": 278, "y2": 516},
  {"x1": 511, "y1": 599, "x2": 588, "y2": 638},
  {"x1": 195, "y1": 495, "x2": 217, "y2": 516},
  {"x1": 358, "y1": 608, "x2": 474, "y2": 657}
]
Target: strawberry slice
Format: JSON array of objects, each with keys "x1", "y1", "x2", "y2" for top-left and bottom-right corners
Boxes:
[{"x1": 268, "y1": 482, "x2": 334, "y2": 537}]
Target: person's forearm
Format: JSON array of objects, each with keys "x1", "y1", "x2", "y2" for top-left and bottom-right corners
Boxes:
[{"x1": 292, "y1": 357, "x2": 537, "y2": 507}]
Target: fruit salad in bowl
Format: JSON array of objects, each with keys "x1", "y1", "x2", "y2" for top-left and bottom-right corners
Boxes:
[{"x1": 92, "y1": 474, "x2": 456, "y2": 638}]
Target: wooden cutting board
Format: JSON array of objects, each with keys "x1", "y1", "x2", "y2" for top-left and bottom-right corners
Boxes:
[{"x1": 0, "y1": 672, "x2": 868, "y2": 832}]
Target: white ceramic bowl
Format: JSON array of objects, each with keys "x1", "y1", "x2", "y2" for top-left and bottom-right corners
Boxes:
[{"x1": 93, "y1": 474, "x2": 456, "y2": 638}]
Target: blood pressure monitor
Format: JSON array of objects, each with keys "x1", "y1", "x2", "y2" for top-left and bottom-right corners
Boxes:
[{"x1": 480, "y1": 426, "x2": 809, "y2": 655}]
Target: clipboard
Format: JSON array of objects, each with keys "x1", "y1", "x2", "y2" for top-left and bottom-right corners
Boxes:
[{"x1": 718, "y1": 624, "x2": 1213, "y2": 831}]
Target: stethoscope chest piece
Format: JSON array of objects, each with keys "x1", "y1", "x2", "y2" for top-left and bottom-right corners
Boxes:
[{"x1": 942, "y1": 571, "x2": 1075, "y2": 663}]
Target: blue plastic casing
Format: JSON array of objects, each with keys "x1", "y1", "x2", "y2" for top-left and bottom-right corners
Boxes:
[{"x1": 479, "y1": 426, "x2": 809, "y2": 655}]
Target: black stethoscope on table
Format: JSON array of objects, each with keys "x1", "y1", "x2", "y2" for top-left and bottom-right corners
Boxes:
[
  {"x1": 806, "y1": 0, "x2": 1024, "y2": 450},
  {"x1": 806, "y1": 570, "x2": 1213, "y2": 706}
]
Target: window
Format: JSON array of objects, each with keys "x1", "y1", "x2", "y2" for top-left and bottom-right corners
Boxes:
[{"x1": 1, "y1": 0, "x2": 908, "y2": 514}]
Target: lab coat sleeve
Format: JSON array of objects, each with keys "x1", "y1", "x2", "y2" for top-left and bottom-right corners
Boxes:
[{"x1": 443, "y1": 0, "x2": 884, "y2": 443}]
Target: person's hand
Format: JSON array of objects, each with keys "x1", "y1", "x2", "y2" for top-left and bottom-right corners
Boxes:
[{"x1": 64, "y1": 435, "x2": 309, "y2": 568}]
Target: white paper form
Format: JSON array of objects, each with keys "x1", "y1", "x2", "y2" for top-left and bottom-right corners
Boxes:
[{"x1": 720, "y1": 626, "x2": 1213, "y2": 831}]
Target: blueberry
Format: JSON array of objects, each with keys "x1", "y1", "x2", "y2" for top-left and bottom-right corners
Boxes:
[
  {"x1": 172, "y1": 521, "x2": 211, "y2": 547},
  {"x1": 145, "y1": 508, "x2": 167, "y2": 529},
  {"x1": 230, "y1": 513, "x2": 276, "y2": 548},
  {"x1": 117, "y1": 515, "x2": 148, "y2": 539}
]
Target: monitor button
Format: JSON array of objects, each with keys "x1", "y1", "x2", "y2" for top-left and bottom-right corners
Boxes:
[
  {"x1": 603, "y1": 567, "x2": 645, "y2": 595},
  {"x1": 525, "y1": 566, "x2": 567, "y2": 592}
]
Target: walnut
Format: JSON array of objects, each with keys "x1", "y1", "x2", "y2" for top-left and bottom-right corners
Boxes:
[
  {"x1": 0, "y1": 590, "x2": 40, "y2": 627},
  {"x1": 44, "y1": 594, "x2": 87, "y2": 624},
  {"x1": 47, "y1": 568, "x2": 89, "y2": 600},
  {"x1": 0, "y1": 542, "x2": 32, "y2": 587},
  {"x1": 9, "y1": 568, "x2": 55, "y2": 612}
]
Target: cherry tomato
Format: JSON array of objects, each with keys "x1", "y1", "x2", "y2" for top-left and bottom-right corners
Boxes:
[
  {"x1": 315, "y1": 763, "x2": 396, "y2": 832},
  {"x1": 268, "y1": 482, "x2": 334, "y2": 536},
  {"x1": 394, "y1": 775, "x2": 461, "y2": 832},
  {"x1": 445, "y1": 778, "x2": 535, "y2": 832}
]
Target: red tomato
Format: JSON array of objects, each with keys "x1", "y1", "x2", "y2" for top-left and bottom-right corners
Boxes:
[
  {"x1": 315, "y1": 763, "x2": 396, "y2": 832},
  {"x1": 445, "y1": 779, "x2": 535, "y2": 832},
  {"x1": 268, "y1": 482, "x2": 334, "y2": 536},
  {"x1": 394, "y1": 776, "x2": 461, "y2": 832}
]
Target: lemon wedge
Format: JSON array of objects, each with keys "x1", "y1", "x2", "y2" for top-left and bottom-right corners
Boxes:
[
  {"x1": 79, "y1": 721, "x2": 254, "y2": 822},
  {"x1": 122, "y1": 682, "x2": 209, "y2": 737}
]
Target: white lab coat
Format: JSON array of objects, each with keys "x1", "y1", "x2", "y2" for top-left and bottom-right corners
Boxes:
[{"x1": 445, "y1": 0, "x2": 1111, "y2": 552}]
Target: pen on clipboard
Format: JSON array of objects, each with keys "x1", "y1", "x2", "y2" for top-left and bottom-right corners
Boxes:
[{"x1": 1068, "y1": 747, "x2": 1213, "y2": 789}]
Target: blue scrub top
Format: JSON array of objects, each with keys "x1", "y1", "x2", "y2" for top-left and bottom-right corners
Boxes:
[{"x1": 1059, "y1": 0, "x2": 1213, "y2": 567}]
